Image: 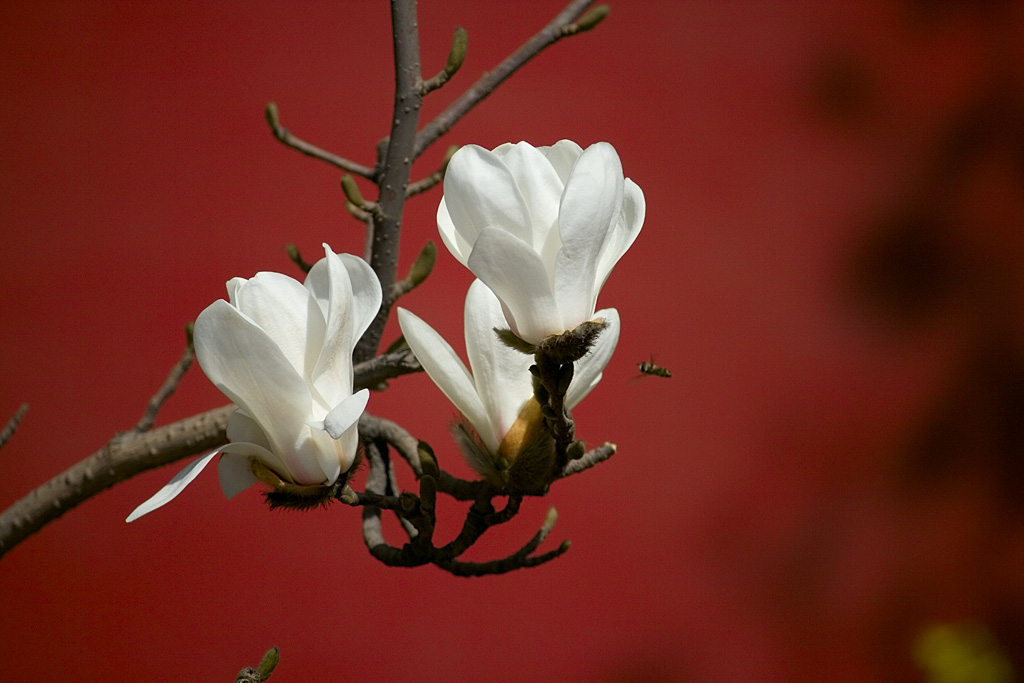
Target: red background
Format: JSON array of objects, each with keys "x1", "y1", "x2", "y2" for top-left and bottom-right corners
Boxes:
[{"x1": 3, "y1": 1, "x2": 1024, "y2": 680}]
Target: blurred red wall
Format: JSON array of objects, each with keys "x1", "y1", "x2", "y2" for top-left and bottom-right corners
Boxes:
[{"x1": 2, "y1": 1, "x2": 1024, "y2": 680}]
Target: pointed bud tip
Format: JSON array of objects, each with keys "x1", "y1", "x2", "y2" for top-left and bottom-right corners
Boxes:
[
  {"x1": 257, "y1": 647, "x2": 280, "y2": 680},
  {"x1": 575, "y1": 5, "x2": 609, "y2": 33},
  {"x1": 265, "y1": 102, "x2": 279, "y2": 128},
  {"x1": 409, "y1": 241, "x2": 437, "y2": 287},
  {"x1": 444, "y1": 26, "x2": 468, "y2": 77},
  {"x1": 340, "y1": 175, "x2": 365, "y2": 206}
]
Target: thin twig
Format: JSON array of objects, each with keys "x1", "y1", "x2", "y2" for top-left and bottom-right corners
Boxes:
[
  {"x1": 559, "y1": 443, "x2": 615, "y2": 478},
  {"x1": 131, "y1": 344, "x2": 195, "y2": 435},
  {"x1": 413, "y1": 0, "x2": 597, "y2": 160},
  {"x1": 404, "y1": 170, "x2": 443, "y2": 197},
  {"x1": 265, "y1": 103, "x2": 376, "y2": 179},
  {"x1": 0, "y1": 403, "x2": 29, "y2": 451},
  {"x1": 358, "y1": 412, "x2": 482, "y2": 500},
  {"x1": 359, "y1": 439, "x2": 415, "y2": 566},
  {"x1": 405, "y1": 144, "x2": 457, "y2": 198},
  {"x1": 436, "y1": 507, "x2": 567, "y2": 577}
]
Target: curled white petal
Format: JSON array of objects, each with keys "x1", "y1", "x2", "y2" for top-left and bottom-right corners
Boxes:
[
  {"x1": 398, "y1": 306, "x2": 497, "y2": 451},
  {"x1": 126, "y1": 451, "x2": 220, "y2": 522},
  {"x1": 463, "y1": 280, "x2": 534, "y2": 444},
  {"x1": 320, "y1": 389, "x2": 370, "y2": 440}
]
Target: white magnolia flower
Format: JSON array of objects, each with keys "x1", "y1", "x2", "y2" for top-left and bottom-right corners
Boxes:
[
  {"x1": 397, "y1": 279, "x2": 619, "y2": 486},
  {"x1": 127, "y1": 244, "x2": 381, "y2": 522},
  {"x1": 438, "y1": 140, "x2": 644, "y2": 344}
]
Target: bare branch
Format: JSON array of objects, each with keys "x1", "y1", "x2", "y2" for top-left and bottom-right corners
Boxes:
[
  {"x1": 353, "y1": 0, "x2": 426, "y2": 363},
  {"x1": 413, "y1": 0, "x2": 599, "y2": 160},
  {"x1": 560, "y1": 442, "x2": 615, "y2": 478},
  {"x1": 390, "y1": 240, "x2": 436, "y2": 301},
  {"x1": 0, "y1": 404, "x2": 234, "y2": 558},
  {"x1": 129, "y1": 341, "x2": 195, "y2": 435},
  {"x1": 0, "y1": 352, "x2": 424, "y2": 559},
  {"x1": 0, "y1": 403, "x2": 28, "y2": 451},
  {"x1": 404, "y1": 144, "x2": 458, "y2": 198},
  {"x1": 420, "y1": 26, "x2": 468, "y2": 95},
  {"x1": 285, "y1": 243, "x2": 314, "y2": 274},
  {"x1": 436, "y1": 507, "x2": 569, "y2": 577},
  {"x1": 264, "y1": 102, "x2": 376, "y2": 179}
]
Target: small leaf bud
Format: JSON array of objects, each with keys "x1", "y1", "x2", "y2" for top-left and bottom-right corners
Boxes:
[
  {"x1": 257, "y1": 647, "x2": 280, "y2": 680},
  {"x1": 265, "y1": 102, "x2": 279, "y2": 129},
  {"x1": 407, "y1": 241, "x2": 437, "y2": 288},
  {"x1": 565, "y1": 439, "x2": 586, "y2": 462},
  {"x1": 340, "y1": 174, "x2": 365, "y2": 207},
  {"x1": 445, "y1": 26, "x2": 468, "y2": 77},
  {"x1": 574, "y1": 5, "x2": 609, "y2": 33},
  {"x1": 417, "y1": 440, "x2": 440, "y2": 480},
  {"x1": 441, "y1": 145, "x2": 459, "y2": 172}
]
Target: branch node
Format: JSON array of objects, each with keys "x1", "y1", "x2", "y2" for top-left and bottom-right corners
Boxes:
[{"x1": 564, "y1": 4, "x2": 609, "y2": 35}]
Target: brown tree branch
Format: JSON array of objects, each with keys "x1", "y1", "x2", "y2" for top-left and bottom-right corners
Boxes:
[
  {"x1": 264, "y1": 103, "x2": 376, "y2": 179},
  {"x1": 128, "y1": 341, "x2": 195, "y2": 436},
  {"x1": 352, "y1": 0, "x2": 425, "y2": 363},
  {"x1": 413, "y1": 0, "x2": 600, "y2": 160},
  {"x1": 560, "y1": 442, "x2": 615, "y2": 478},
  {"x1": 0, "y1": 404, "x2": 233, "y2": 558},
  {"x1": 0, "y1": 351, "x2": 423, "y2": 559}
]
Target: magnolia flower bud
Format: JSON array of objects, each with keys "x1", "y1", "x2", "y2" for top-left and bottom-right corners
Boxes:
[
  {"x1": 127, "y1": 244, "x2": 381, "y2": 522},
  {"x1": 398, "y1": 279, "x2": 619, "y2": 491},
  {"x1": 437, "y1": 140, "x2": 644, "y2": 344}
]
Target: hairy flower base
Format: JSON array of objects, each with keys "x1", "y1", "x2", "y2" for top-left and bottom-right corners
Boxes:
[
  {"x1": 249, "y1": 458, "x2": 344, "y2": 511},
  {"x1": 494, "y1": 317, "x2": 609, "y2": 363},
  {"x1": 451, "y1": 413, "x2": 556, "y2": 496}
]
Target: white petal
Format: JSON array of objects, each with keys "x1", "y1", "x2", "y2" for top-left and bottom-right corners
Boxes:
[
  {"x1": 225, "y1": 410, "x2": 293, "y2": 482},
  {"x1": 566, "y1": 307, "x2": 620, "y2": 409},
  {"x1": 437, "y1": 196, "x2": 472, "y2": 266},
  {"x1": 541, "y1": 140, "x2": 584, "y2": 182},
  {"x1": 466, "y1": 228, "x2": 564, "y2": 343},
  {"x1": 442, "y1": 145, "x2": 533, "y2": 246},
  {"x1": 498, "y1": 142, "x2": 563, "y2": 252},
  {"x1": 595, "y1": 178, "x2": 646, "y2": 292},
  {"x1": 125, "y1": 451, "x2": 219, "y2": 522},
  {"x1": 305, "y1": 247, "x2": 380, "y2": 407},
  {"x1": 231, "y1": 271, "x2": 322, "y2": 380},
  {"x1": 194, "y1": 300, "x2": 315, "y2": 462},
  {"x1": 398, "y1": 307, "x2": 496, "y2": 451},
  {"x1": 337, "y1": 252, "x2": 383, "y2": 342},
  {"x1": 551, "y1": 248, "x2": 599, "y2": 332},
  {"x1": 321, "y1": 388, "x2": 370, "y2": 439},
  {"x1": 225, "y1": 277, "x2": 246, "y2": 305},
  {"x1": 558, "y1": 142, "x2": 623, "y2": 263},
  {"x1": 463, "y1": 280, "x2": 535, "y2": 443},
  {"x1": 216, "y1": 443, "x2": 277, "y2": 498}
]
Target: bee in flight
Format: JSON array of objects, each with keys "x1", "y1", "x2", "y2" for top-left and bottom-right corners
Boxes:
[{"x1": 637, "y1": 359, "x2": 672, "y2": 378}]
